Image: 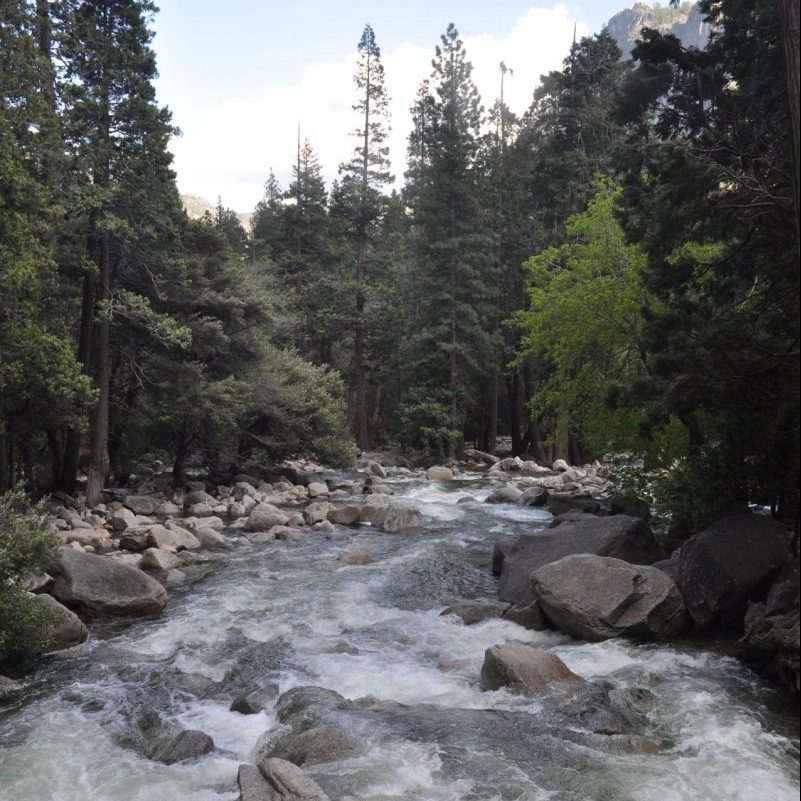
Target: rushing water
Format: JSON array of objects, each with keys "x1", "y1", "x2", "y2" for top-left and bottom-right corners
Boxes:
[{"x1": 0, "y1": 473, "x2": 798, "y2": 801}]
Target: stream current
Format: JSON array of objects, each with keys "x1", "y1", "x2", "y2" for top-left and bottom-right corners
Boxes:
[{"x1": 0, "y1": 473, "x2": 798, "y2": 800}]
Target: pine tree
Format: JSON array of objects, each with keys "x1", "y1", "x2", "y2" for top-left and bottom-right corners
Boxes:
[
  {"x1": 55, "y1": 0, "x2": 184, "y2": 504},
  {"x1": 337, "y1": 23, "x2": 392, "y2": 449},
  {"x1": 402, "y1": 24, "x2": 495, "y2": 456}
]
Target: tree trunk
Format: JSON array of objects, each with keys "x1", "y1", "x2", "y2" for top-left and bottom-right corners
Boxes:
[
  {"x1": 60, "y1": 270, "x2": 96, "y2": 492},
  {"x1": 173, "y1": 426, "x2": 188, "y2": 489},
  {"x1": 85, "y1": 232, "x2": 112, "y2": 507},
  {"x1": 554, "y1": 400, "x2": 570, "y2": 462},
  {"x1": 508, "y1": 370, "x2": 521, "y2": 455},
  {"x1": 781, "y1": 0, "x2": 800, "y2": 257},
  {"x1": 487, "y1": 371, "x2": 498, "y2": 454}
]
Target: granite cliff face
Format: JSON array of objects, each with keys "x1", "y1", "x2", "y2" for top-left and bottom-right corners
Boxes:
[{"x1": 606, "y1": 2, "x2": 711, "y2": 57}]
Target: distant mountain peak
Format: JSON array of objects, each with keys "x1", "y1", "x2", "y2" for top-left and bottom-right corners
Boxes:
[
  {"x1": 181, "y1": 194, "x2": 251, "y2": 230},
  {"x1": 605, "y1": 2, "x2": 711, "y2": 57}
]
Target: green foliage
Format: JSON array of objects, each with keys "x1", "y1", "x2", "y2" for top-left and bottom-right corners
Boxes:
[
  {"x1": 516, "y1": 179, "x2": 653, "y2": 456},
  {"x1": 395, "y1": 387, "x2": 461, "y2": 454},
  {"x1": 246, "y1": 347, "x2": 356, "y2": 468},
  {"x1": 0, "y1": 488, "x2": 60, "y2": 661}
]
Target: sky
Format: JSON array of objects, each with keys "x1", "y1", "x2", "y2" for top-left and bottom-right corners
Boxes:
[{"x1": 151, "y1": 1, "x2": 627, "y2": 212}]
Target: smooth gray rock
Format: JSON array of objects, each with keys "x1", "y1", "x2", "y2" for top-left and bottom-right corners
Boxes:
[
  {"x1": 123, "y1": 495, "x2": 162, "y2": 516},
  {"x1": 148, "y1": 728, "x2": 214, "y2": 764},
  {"x1": 246, "y1": 504, "x2": 290, "y2": 532},
  {"x1": 303, "y1": 501, "x2": 333, "y2": 525},
  {"x1": 30, "y1": 593, "x2": 88, "y2": 651},
  {"x1": 371, "y1": 501, "x2": 421, "y2": 533},
  {"x1": 504, "y1": 601, "x2": 549, "y2": 631},
  {"x1": 485, "y1": 485, "x2": 523, "y2": 504},
  {"x1": 147, "y1": 524, "x2": 201, "y2": 552},
  {"x1": 230, "y1": 683, "x2": 280, "y2": 715},
  {"x1": 518, "y1": 487, "x2": 549, "y2": 507},
  {"x1": 237, "y1": 764, "x2": 273, "y2": 801},
  {"x1": 531, "y1": 554, "x2": 688, "y2": 641},
  {"x1": 194, "y1": 527, "x2": 232, "y2": 549},
  {"x1": 481, "y1": 643, "x2": 584, "y2": 695},
  {"x1": 265, "y1": 724, "x2": 356, "y2": 766},
  {"x1": 440, "y1": 601, "x2": 509, "y2": 625},
  {"x1": 255, "y1": 758, "x2": 330, "y2": 800},
  {"x1": 51, "y1": 547, "x2": 167, "y2": 618},
  {"x1": 140, "y1": 547, "x2": 182, "y2": 572},
  {"x1": 494, "y1": 514, "x2": 664, "y2": 604},
  {"x1": 326, "y1": 505, "x2": 362, "y2": 526}
]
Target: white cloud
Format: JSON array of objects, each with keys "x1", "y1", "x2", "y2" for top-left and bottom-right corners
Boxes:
[{"x1": 170, "y1": 4, "x2": 588, "y2": 211}]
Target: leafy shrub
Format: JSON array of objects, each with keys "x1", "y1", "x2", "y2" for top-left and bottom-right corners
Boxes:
[{"x1": 0, "y1": 488, "x2": 59, "y2": 661}]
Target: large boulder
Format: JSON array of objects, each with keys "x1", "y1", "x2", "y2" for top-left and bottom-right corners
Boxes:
[
  {"x1": 30, "y1": 593, "x2": 89, "y2": 651},
  {"x1": 255, "y1": 758, "x2": 330, "y2": 801},
  {"x1": 546, "y1": 492, "x2": 603, "y2": 517},
  {"x1": 246, "y1": 504, "x2": 290, "y2": 532},
  {"x1": 494, "y1": 515, "x2": 664, "y2": 604},
  {"x1": 676, "y1": 514, "x2": 792, "y2": 628},
  {"x1": 518, "y1": 487, "x2": 549, "y2": 507},
  {"x1": 427, "y1": 466, "x2": 454, "y2": 481},
  {"x1": 742, "y1": 559, "x2": 800, "y2": 692},
  {"x1": 358, "y1": 494, "x2": 389, "y2": 523},
  {"x1": 51, "y1": 547, "x2": 167, "y2": 618},
  {"x1": 481, "y1": 643, "x2": 584, "y2": 695},
  {"x1": 371, "y1": 501, "x2": 421, "y2": 533},
  {"x1": 531, "y1": 554, "x2": 688, "y2": 641},
  {"x1": 122, "y1": 495, "x2": 162, "y2": 516},
  {"x1": 237, "y1": 764, "x2": 273, "y2": 801},
  {"x1": 109, "y1": 507, "x2": 137, "y2": 532}
]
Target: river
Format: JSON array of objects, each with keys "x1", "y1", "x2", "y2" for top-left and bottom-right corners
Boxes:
[{"x1": 0, "y1": 472, "x2": 798, "y2": 800}]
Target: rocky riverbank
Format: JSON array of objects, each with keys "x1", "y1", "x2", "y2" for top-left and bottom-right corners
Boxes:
[{"x1": 1, "y1": 457, "x2": 798, "y2": 800}]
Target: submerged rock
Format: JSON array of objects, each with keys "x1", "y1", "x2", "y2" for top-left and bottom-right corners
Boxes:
[
  {"x1": 264, "y1": 724, "x2": 357, "y2": 766},
  {"x1": 147, "y1": 728, "x2": 214, "y2": 764},
  {"x1": 531, "y1": 554, "x2": 688, "y2": 641},
  {"x1": 440, "y1": 601, "x2": 509, "y2": 625}
]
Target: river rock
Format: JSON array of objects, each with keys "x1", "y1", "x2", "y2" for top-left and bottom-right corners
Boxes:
[
  {"x1": 51, "y1": 547, "x2": 167, "y2": 618},
  {"x1": 503, "y1": 601, "x2": 549, "y2": 630},
  {"x1": 271, "y1": 526, "x2": 304, "y2": 541},
  {"x1": 676, "y1": 514, "x2": 792, "y2": 628},
  {"x1": 556, "y1": 680, "x2": 654, "y2": 735},
  {"x1": 246, "y1": 504, "x2": 290, "y2": 532},
  {"x1": 485, "y1": 484, "x2": 523, "y2": 504},
  {"x1": 276, "y1": 687, "x2": 348, "y2": 725},
  {"x1": 265, "y1": 724, "x2": 357, "y2": 766},
  {"x1": 427, "y1": 466, "x2": 454, "y2": 481},
  {"x1": 494, "y1": 514, "x2": 664, "y2": 604},
  {"x1": 440, "y1": 601, "x2": 510, "y2": 625},
  {"x1": 31, "y1": 592, "x2": 89, "y2": 651},
  {"x1": 118, "y1": 530, "x2": 149, "y2": 552},
  {"x1": 230, "y1": 683, "x2": 279, "y2": 715},
  {"x1": 481, "y1": 643, "x2": 584, "y2": 695},
  {"x1": 140, "y1": 547, "x2": 182, "y2": 571},
  {"x1": 364, "y1": 460, "x2": 387, "y2": 479},
  {"x1": 531, "y1": 554, "x2": 688, "y2": 641},
  {"x1": 358, "y1": 494, "x2": 388, "y2": 522},
  {"x1": 256, "y1": 758, "x2": 330, "y2": 800},
  {"x1": 566, "y1": 731, "x2": 661, "y2": 755},
  {"x1": 194, "y1": 527, "x2": 232, "y2": 549},
  {"x1": 371, "y1": 501, "x2": 421, "y2": 533},
  {"x1": 153, "y1": 501, "x2": 182, "y2": 517},
  {"x1": 234, "y1": 482, "x2": 259, "y2": 500},
  {"x1": 303, "y1": 501, "x2": 333, "y2": 525},
  {"x1": 327, "y1": 505, "x2": 362, "y2": 526},
  {"x1": 147, "y1": 524, "x2": 201, "y2": 552},
  {"x1": 123, "y1": 495, "x2": 162, "y2": 516},
  {"x1": 148, "y1": 728, "x2": 214, "y2": 764},
  {"x1": 24, "y1": 572, "x2": 54, "y2": 594},
  {"x1": 237, "y1": 764, "x2": 273, "y2": 801},
  {"x1": 307, "y1": 482, "x2": 329, "y2": 498},
  {"x1": 742, "y1": 559, "x2": 800, "y2": 691},
  {"x1": 186, "y1": 489, "x2": 216, "y2": 506},
  {"x1": 109, "y1": 507, "x2": 137, "y2": 531},
  {"x1": 546, "y1": 492, "x2": 603, "y2": 517},
  {"x1": 518, "y1": 487, "x2": 549, "y2": 507}
]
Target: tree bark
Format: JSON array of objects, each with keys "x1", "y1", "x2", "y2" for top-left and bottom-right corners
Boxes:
[
  {"x1": 85, "y1": 232, "x2": 112, "y2": 507},
  {"x1": 508, "y1": 370, "x2": 521, "y2": 455},
  {"x1": 781, "y1": 0, "x2": 800, "y2": 257}
]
